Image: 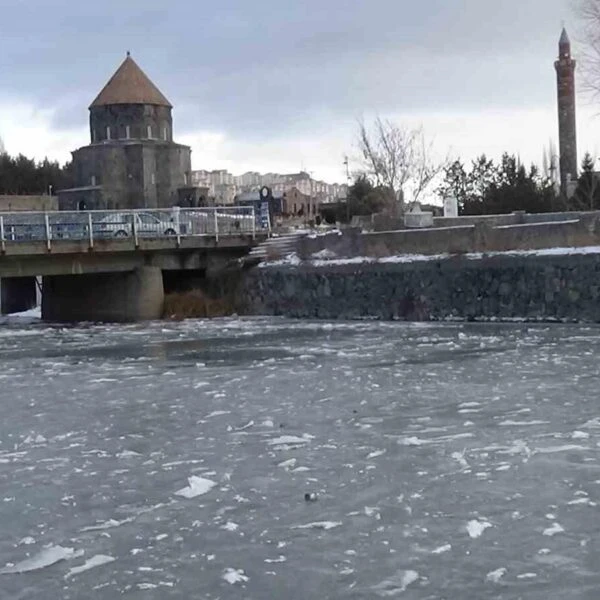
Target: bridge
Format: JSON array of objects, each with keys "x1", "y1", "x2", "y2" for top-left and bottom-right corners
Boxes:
[{"x1": 0, "y1": 207, "x2": 268, "y2": 321}]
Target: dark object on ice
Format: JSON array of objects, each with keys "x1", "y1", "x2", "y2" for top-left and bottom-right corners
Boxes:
[{"x1": 304, "y1": 492, "x2": 318, "y2": 502}]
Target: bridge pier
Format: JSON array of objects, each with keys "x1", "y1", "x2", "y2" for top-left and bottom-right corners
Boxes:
[
  {"x1": 0, "y1": 277, "x2": 37, "y2": 315},
  {"x1": 42, "y1": 267, "x2": 164, "y2": 322}
]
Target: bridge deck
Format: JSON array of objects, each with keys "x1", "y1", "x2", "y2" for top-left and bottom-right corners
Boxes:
[{"x1": 0, "y1": 207, "x2": 268, "y2": 277}]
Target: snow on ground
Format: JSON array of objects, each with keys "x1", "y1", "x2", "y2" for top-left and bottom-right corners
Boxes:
[
  {"x1": 5, "y1": 307, "x2": 41, "y2": 319},
  {"x1": 261, "y1": 245, "x2": 600, "y2": 267}
]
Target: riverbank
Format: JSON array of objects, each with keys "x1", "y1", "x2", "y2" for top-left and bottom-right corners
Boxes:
[{"x1": 240, "y1": 247, "x2": 600, "y2": 323}]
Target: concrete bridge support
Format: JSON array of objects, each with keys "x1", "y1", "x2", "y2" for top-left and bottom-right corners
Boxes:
[
  {"x1": 0, "y1": 277, "x2": 37, "y2": 315},
  {"x1": 42, "y1": 266, "x2": 164, "y2": 322}
]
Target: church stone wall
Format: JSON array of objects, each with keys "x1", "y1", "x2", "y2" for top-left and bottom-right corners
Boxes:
[{"x1": 90, "y1": 105, "x2": 173, "y2": 142}]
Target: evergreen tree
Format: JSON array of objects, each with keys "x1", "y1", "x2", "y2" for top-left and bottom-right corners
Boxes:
[
  {"x1": 571, "y1": 152, "x2": 600, "y2": 210},
  {"x1": 347, "y1": 176, "x2": 391, "y2": 217},
  {"x1": 438, "y1": 153, "x2": 556, "y2": 215},
  {"x1": 0, "y1": 152, "x2": 72, "y2": 195}
]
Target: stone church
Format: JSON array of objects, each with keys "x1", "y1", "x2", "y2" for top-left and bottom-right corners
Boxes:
[{"x1": 59, "y1": 54, "x2": 200, "y2": 210}]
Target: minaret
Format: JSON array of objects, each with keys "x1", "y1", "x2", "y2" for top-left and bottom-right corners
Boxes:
[{"x1": 555, "y1": 28, "x2": 578, "y2": 196}]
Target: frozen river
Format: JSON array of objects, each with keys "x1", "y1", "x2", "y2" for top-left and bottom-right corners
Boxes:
[{"x1": 0, "y1": 315, "x2": 599, "y2": 599}]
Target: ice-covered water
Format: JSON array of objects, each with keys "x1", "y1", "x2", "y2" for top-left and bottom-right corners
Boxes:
[{"x1": 0, "y1": 315, "x2": 600, "y2": 598}]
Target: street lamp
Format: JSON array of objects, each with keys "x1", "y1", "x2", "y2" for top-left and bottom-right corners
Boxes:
[{"x1": 343, "y1": 156, "x2": 350, "y2": 223}]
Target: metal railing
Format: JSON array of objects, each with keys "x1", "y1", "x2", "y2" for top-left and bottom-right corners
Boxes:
[{"x1": 0, "y1": 206, "x2": 265, "y2": 251}]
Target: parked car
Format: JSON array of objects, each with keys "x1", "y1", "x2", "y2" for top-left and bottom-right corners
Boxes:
[{"x1": 94, "y1": 212, "x2": 178, "y2": 238}]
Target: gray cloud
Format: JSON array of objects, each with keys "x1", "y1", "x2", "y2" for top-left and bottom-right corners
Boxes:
[{"x1": 0, "y1": 0, "x2": 576, "y2": 148}]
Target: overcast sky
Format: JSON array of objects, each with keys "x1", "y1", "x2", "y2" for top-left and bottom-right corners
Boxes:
[{"x1": 0, "y1": 0, "x2": 594, "y2": 182}]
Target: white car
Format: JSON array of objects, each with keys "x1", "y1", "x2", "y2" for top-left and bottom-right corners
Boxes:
[{"x1": 94, "y1": 212, "x2": 178, "y2": 238}]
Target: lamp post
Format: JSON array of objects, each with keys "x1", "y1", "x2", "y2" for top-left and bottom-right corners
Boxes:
[{"x1": 343, "y1": 156, "x2": 350, "y2": 223}]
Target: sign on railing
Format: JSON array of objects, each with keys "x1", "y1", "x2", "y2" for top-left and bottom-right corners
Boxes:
[{"x1": 0, "y1": 206, "x2": 266, "y2": 249}]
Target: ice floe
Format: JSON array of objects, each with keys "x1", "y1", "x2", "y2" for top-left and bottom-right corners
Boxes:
[
  {"x1": 543, "y1": 523, "x2": 565, "y2": 537},
  {"x1": 466, "y1": 519, "x2": 492, "y2": 539},
  {"x1": 373, "y1": 570, "x2": 419, "y2": 596},
  {"x1": 18, "y1": 537, "x2": 35, "y2": 546},
  {"x1": 486, "y1": 568, "x2": 507, "y2": 583},
  {"x1": 0, "y1": 545, "x2": 76, "y2": 574},
  {"x1": 277, "y1": 458, "x2": 297, "y2": 470},
  {"x1": 175, "y1": 476, "x2": 217, "y2": 499},
  {"x1": 222, "y1": 568, "x2": 249, "y2": 584},
  {"x1": 65, "y1": 555, "x2": 115, "y2": 579},
  {"x1": 367, "y1": 449, "x2": 386, "y2": 459},
  {"x1": 398, "y1": 436, "x2": 429, "y2": 446},
  {"x1": 267, "y1": 435, "x2": 312, "y2": 447},
  {"x1": 293, "y1": 521, "x2": 342, "y2": 531}
]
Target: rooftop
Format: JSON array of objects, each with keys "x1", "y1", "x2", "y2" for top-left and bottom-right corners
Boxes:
[{"x1": 90, "y1": 54, "x2": 172, "y2": 109}]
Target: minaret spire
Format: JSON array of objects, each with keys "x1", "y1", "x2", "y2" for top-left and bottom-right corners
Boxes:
[{"x1": 555, "y1": 27, "x2": 578, "y2": 197}]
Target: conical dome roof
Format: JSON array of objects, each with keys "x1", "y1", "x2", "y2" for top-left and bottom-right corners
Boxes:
[{"x1": 90, "y1": 54, "x2": 172, "y2": 109}]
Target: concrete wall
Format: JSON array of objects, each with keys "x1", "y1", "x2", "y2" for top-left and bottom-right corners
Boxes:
[
  {"x1": 298, "y1": 214, "x2": 600, "y2": 259},
  {"x1": 0, "y1": 196, "x2": 58, "y2": 212},
  {"x1": 42, "y1": 266, "x2": 164, "y2": 322},
  {"x1": 241, "y1": 253, "x2": 600, "y2": 322}
]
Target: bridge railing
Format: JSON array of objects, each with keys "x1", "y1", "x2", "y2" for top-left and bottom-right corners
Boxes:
[{"x1": 0, "y1": 206, "x2": 263, "y2": 249}]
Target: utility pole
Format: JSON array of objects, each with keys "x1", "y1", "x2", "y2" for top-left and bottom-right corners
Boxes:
[{"x1": 343, "y1": 156, "x2": 350, "y2": 223}]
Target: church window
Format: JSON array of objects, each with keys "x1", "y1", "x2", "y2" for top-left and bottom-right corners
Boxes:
[
  {"x1": 147, "y1": 125, "x2": 153, "y2": 139},
  {"x1": 106, "y1": 127, "x2": 111, "y2": 140},
  {"x1": 91, "y1": 175, "x2": 97, "y2": 186},
  {"x1": 163, "y1": 127, "x2": 169, "y2": 141},
  {"x1": 125, "y1": 125, "x2": 131, "y2": 139},
  {"x1": 151, "y1": 173, "x2": 156, "y2": 185}
]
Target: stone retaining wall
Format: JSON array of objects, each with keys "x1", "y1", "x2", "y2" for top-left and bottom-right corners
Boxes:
[{"x1": 241, "y1": 253, "x2": 600, "y2": 322}]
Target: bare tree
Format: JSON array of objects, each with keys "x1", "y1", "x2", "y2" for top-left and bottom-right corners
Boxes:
[
  {"x1": 357, "y1": 118, "x2": 445, "y2": 214},
  {"x1": 575, "y1": 0, "x2": 600, "y2": 96}
]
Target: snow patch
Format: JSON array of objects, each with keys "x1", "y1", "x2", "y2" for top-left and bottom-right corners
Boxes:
[{"x1": 7, "y1": 307, "x2": 41, "y2": 319}]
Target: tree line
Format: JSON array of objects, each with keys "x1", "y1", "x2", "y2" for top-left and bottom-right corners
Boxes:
[
  {"x1": 0, "y1": 150, "x2": 73, "y2": 196},
  {"x1": 348, "y1": 117, "x2": 600, "y2": 219}
]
